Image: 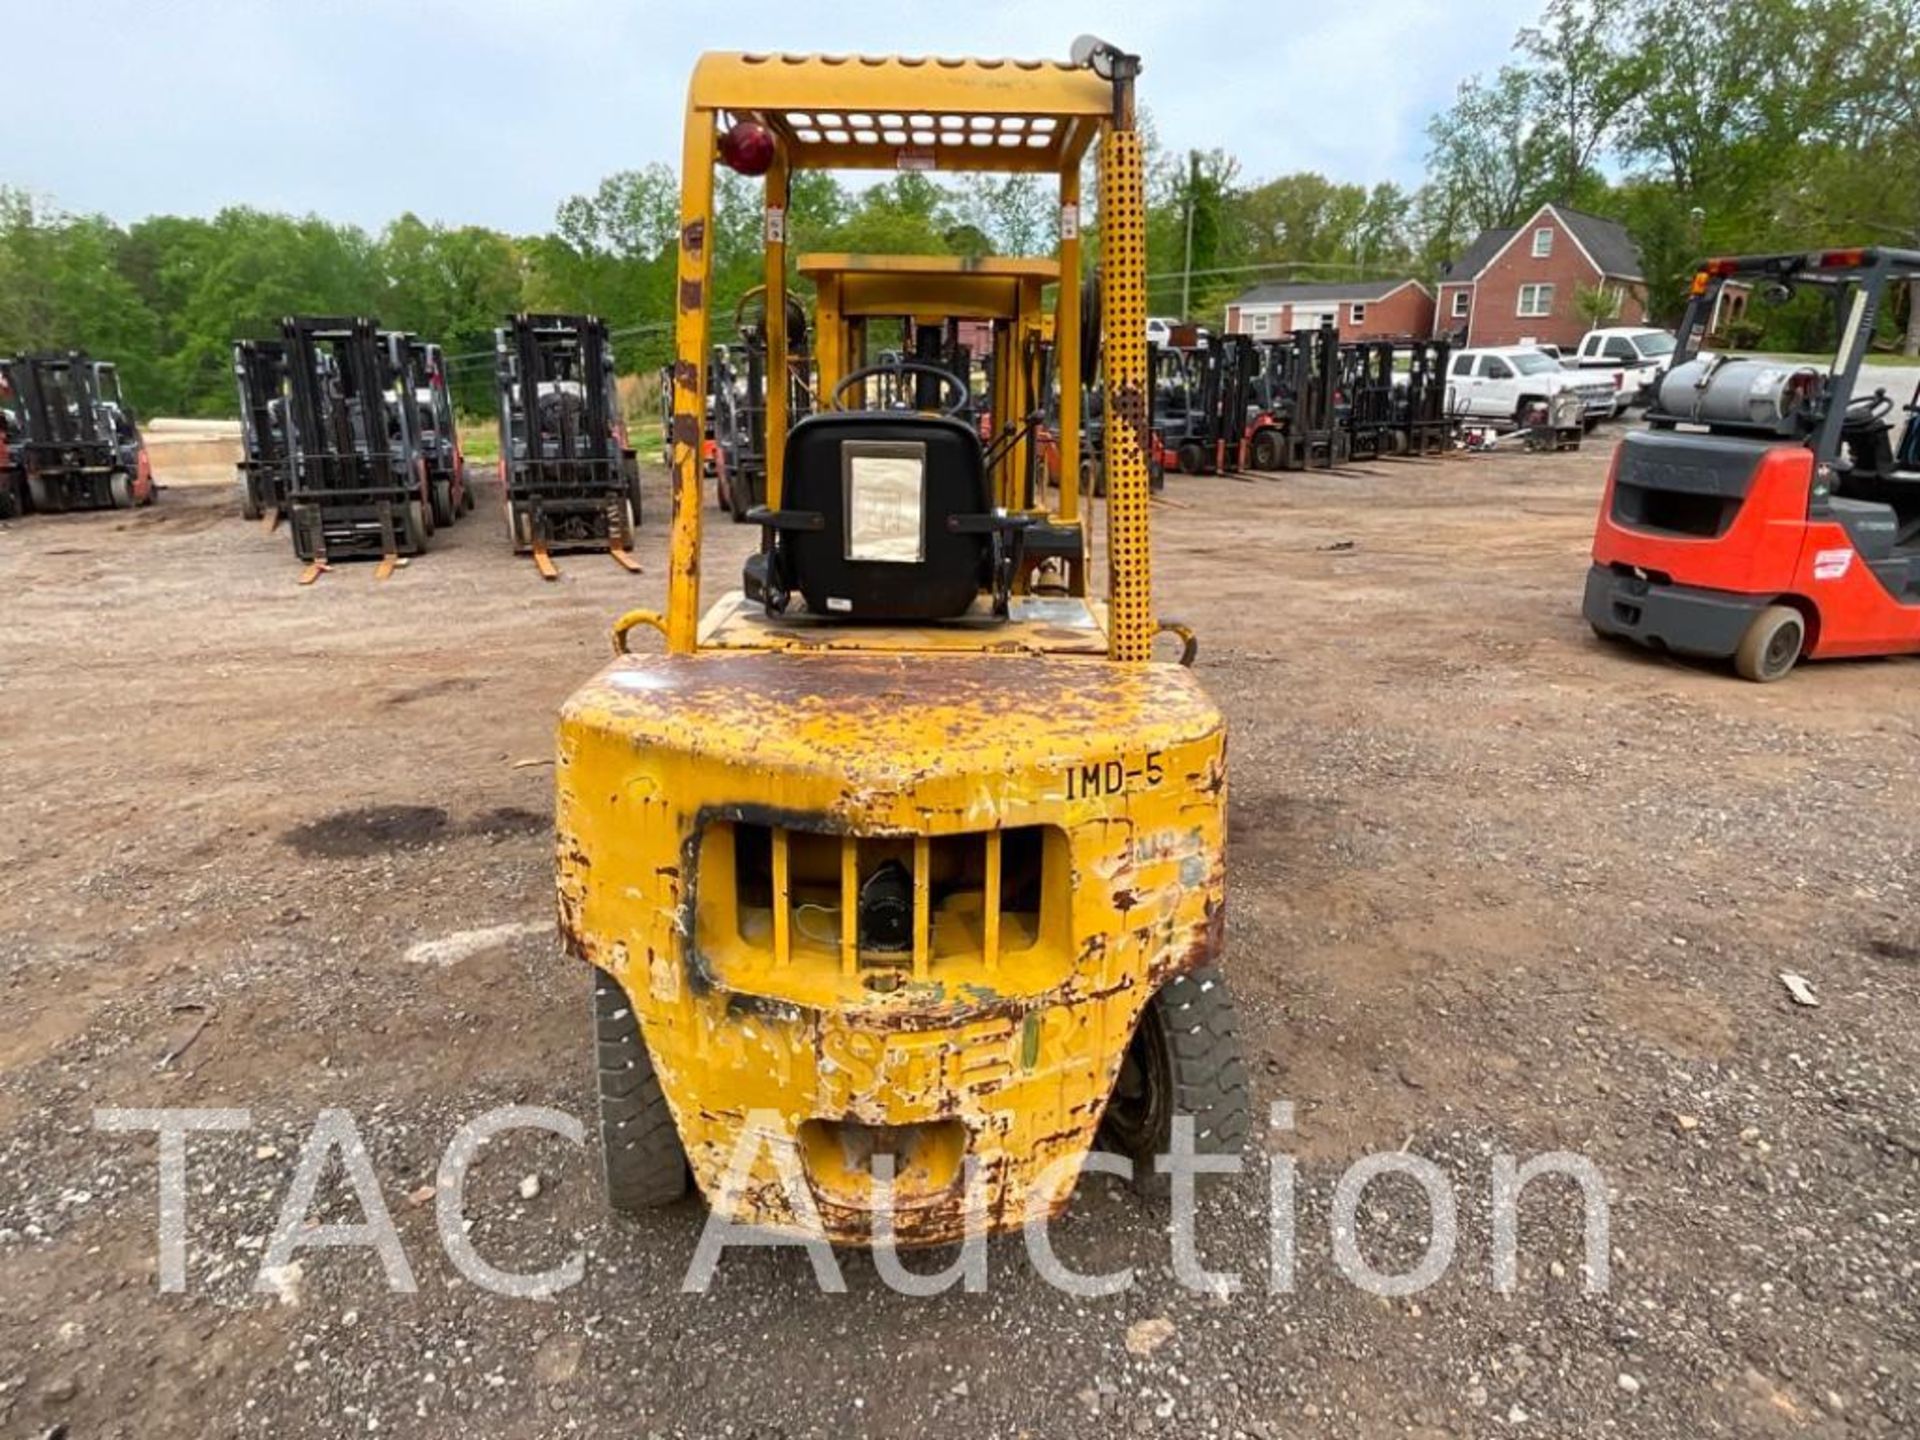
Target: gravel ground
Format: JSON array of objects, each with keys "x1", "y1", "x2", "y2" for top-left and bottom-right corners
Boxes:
[{"x1": 0, "y1": 439, "x2": 1915, "y2": 1438}]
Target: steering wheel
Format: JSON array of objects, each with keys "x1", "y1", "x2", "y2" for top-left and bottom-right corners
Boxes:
[
  {"x1": 1847, "y1": 387, "x2": 1892, "y2": 423},
  {"x1": 733, "y1": 284, "x2": 810, "y2": 349},
  {"x1": 830, "y1": 360, "x2": 971, "y2": 417}
]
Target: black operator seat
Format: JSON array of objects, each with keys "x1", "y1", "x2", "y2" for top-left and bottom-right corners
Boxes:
[{"x1": 747, "y1": 411, "x2": 1022, "y2": 622}]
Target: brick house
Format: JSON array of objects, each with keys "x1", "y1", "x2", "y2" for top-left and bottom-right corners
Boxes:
[
  {"x1": 1434, "y1": 204, "x2": 1647, "y2": 349},
  {"x1": 1223, "y1": 278, "x2": 1435, "y2": 342}
]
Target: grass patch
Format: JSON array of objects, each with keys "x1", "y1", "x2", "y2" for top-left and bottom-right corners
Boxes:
[{"x1": 457, "y1": 419, "x2": 499, "y2": 463}]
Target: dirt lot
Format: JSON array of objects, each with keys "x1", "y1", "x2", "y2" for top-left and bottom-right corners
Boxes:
[{"x1": 1, "y1": 442, "x2": 1916, "y2": 1439}]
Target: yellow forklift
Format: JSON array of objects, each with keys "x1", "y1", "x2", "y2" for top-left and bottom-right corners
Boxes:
[{"x1": 556, "y1": 40, "x2": 1247, "y2": 1245}]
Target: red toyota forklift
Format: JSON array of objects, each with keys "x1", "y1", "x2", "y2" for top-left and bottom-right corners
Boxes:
[{"x1": 1586, "y1": 248, "x2": 1920, "y2": 681}]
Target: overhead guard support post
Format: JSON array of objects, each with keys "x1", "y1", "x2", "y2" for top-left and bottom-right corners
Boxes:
[
  {"x1": 667, "y1": 105, "x2": 717, "y2": 654},
  {"x1": 764, "y1": 149, "x2": 790, "y2": 510},
  {"x1": 1100, "y1": 75, "x2": 1154, "y2": 663}
]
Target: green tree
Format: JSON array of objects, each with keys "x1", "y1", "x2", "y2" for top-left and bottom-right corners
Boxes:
[{"x1": 1424, "y1": 67, "x2": 1554, "y2": 235}]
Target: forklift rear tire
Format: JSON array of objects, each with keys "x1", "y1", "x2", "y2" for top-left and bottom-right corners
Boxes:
[
  {"x1": 1734, "y1": 605, "x2": 1805, "y2": 683},
  {"x1": 1100, "y1": 965, "x2": 1250, "y2": 1196},
  {"x1": 1250, "y1": 429, "x2": 1281, "y2": 471},
  {"x1": 461, "y1": 478, "x2": 476, "y2": 514},
  {"x1": 592, "y1": 968, "x2": 691, "y2": 1210},
  {"x1": 109, "y1": 472, "x2": 135, "y2": 509},
  {"x1": 1176, "y1": 441, "x2": 1205, "y2": 476},
  {"x1": 26, "y1": 475, "x2": 50, "y2": 513},
  {"x1": 432, "y1": 478, "x2": 454, "y2": 528}
]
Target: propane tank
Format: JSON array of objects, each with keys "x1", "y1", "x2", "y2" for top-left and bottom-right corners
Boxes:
[{"x1": 1656, "y1": 358, "x2": 1822, "y2": 430}]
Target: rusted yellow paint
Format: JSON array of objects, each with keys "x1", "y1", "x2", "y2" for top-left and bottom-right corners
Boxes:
[
  {"x1": 561, "y1": 42, "x2": 1220, "y2": 1246},
  {"x1": 558, "y1": 651, "x2": 1225, "y2": 1244}
]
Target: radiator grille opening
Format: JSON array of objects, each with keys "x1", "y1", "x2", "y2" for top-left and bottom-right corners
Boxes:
[
  {"x1": 1613, "y1": 481, "x2": 1738, "y2": 537},
  {"x1": 700, "y1": 820, "x2": 1063, "y2": 982}
]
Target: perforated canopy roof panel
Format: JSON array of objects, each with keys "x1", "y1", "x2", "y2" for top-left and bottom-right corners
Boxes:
[{"x1": 688, "y1": 52, "x2": 1110, "y2": 173}]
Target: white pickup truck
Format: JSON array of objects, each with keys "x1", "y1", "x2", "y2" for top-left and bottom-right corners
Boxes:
[
  {"x1": 1573, "y1": 327, "x2": 1678, "y2": 406},
  {"x1": 1445, "y1": 346, "x2": 1619, "y2": 428}
]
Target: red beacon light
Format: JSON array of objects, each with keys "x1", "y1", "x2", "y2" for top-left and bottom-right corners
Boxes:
[
  {"x1": 718, "y1": 118, "x2": 775, "y2": 176},
  {"x1": 1818, "y1": 247, "x2": 1868, "y2": 269}
]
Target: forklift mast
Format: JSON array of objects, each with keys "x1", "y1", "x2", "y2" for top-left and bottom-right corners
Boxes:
[
  {"x1": 282, "y1": 318, "x2": 397, "y2": 473},
  {"x1": 503, "y1": 313, "x2": 617, "y2": 465},
  {"x1": 14, "y1": 352, "x2": 108, "y2": 452},
  {"x1": 233, "y1": 339, "x2": 288, "y2": 466}
]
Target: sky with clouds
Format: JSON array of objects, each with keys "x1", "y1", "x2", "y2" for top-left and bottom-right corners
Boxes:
[{"x1": 14, "y1": 0, "x2": 1546, "y2": 233}]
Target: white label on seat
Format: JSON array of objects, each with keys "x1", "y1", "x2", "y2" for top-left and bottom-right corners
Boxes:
[{"x1": 846, "y1": 453, "x2": 924, "y2": 563}]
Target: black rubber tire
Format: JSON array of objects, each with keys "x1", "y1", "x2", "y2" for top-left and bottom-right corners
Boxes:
[
  {"x1": 1176, "y1": 441, "x2": 1205, "y2": 476},
  {"x1": 592, "y1": 968, "x2": 691, "y2": 1211},
  {"x1": 726, "y1": 472, "x2": 753, "y2": 524},
  {"x1": 405, "y1": 499, "x2": 430, "y2": 554},
  {"x1": 460, "y1": 476, "x2": 476, "y2": 514},
  {"x1": 1100, "y1": 965, "x2": 1250, "y2": 1196},
  {"x1": 109, "y1": 472, "x2": 134, "y2": 509},
  {"x1": 431, "y1": 477, "x2": 454, "y2": 529},
  {"x1": 1734, "y1": 604, "x2": 1805, "y2": 683},
  {"x1": 1250, "y1": 428, "x2": 1281, "y2": 471},
  {"x1": 26, "y1": 474, "x2": 51, "y2": 513}
]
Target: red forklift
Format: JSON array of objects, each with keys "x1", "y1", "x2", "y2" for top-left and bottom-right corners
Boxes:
[
  {"x1": 1587, "y1": 248, "x2": 1920, "y2": 681},
  {"x1": 5, "y1": 353, "x2": 154, "y2": 512}
]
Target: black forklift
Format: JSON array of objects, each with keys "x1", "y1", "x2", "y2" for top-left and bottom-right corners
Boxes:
[
  {"x1": 711, "y1": 289, "x2": 813, "y2": 522},
  {"x1": 0, "y1": 366, "x2": 21, "y2": 520},
  {"x1": 1144, "y1": 333, "x2": 1257, "y2": 477},
  {"x1": 280, "y1": 315, "x2": 433, "y2": 582},
  {"x1": 232, "y1": 337, "x2": 291, "y2": 526},
  {"x1": 1339, "y1": 340, "x2": 1399, "y2": 461},
  {"x1": 6, "y1": 352, "x2": 154, "y2": 511},
  {"x1": 495, "y1": 312, "x2": 641, "y2": 579},
  {"x1": 1248, "y1": 324, "x2": 1344, "y2": 471},
  {"x1": 1395, "y1": 339, "x2": 1455, "y2": 456},
  {"x1": 400, "y1": 336, "x2": 471, "y2": 526}
]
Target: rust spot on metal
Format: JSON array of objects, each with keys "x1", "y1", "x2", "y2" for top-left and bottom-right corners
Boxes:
[
  {"x1": 680, "y1": 278, "x2": 705, "y2": 312},
  {"x1": 673, "y1": 359, "x2": 699, "y2": 388},
  {"x1": 1110, "y1": 381, "x2": 1151, "y2": 461},
  {"x1": 682, "y1": 218, "x2": 705, "y2": 256},
  {"x1": 671, "y1": 414, "x2": 702, "y2": 445}
]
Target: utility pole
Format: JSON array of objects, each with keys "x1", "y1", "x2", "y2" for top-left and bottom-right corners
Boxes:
[{"x1": 1181, "y1": 149, "x2": 1198, "y2": 321}]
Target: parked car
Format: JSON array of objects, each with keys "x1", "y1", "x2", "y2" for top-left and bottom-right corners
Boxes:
[
  {"x1": 1574, "y1": 326, "x2": 1677, "y2": 406},
  {"x1": 1529, "y1": 342, "x2": 1631, "y2": 414},
  {"x1": 1147, "y1": 316, "x2": 1209, "y2": 346},
  {"x1": 1446, "y1": 346, "x2": 1618, "y2": 428}
]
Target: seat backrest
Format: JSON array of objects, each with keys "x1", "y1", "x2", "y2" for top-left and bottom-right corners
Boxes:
[{"x1": 777, "y1": 412, "x2": 991, "y2": 621}]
